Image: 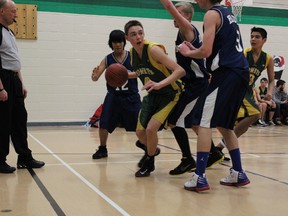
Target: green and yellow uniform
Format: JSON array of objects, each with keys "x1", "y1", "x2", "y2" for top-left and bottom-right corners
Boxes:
[
  {"x1": 130, "y1": 41, "x2": 182, "y2": 129},
  {"x1": 237, "y1": 48, "x2": 271, "y2": 119}
]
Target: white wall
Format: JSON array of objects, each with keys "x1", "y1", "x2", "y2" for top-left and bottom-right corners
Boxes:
[{"x1": 16, "y1": 12, "x2": 288, "y2": 123}]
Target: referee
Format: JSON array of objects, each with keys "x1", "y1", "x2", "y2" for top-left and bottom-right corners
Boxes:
[{"x1": 0, "y1": 0, "x2": 44, "y2": 173}]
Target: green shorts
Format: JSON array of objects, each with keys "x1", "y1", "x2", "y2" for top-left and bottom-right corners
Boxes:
[
  {"x1": 137, "y1": 91, "x2": 180, "y2": 130},
  {"x1": 237, "y1": 90, "x2": 260, "y2": 119}
]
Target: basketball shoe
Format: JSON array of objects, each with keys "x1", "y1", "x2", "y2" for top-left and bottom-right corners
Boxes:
[
  {"x1": 206, "y1": 148, "x2": 225, "y2": 168},
  {"x1": 135, "y1": 156, "x2": 155, "y2": 177},
  {"x1": 92, "y1": 146, "x2": 108, "y2": 159},
  {"x1": 184, "y1": 173, "x2": 210, "y2": 192},
  {"x1": 169, "y1": 157, "x2": 196, "y2": 175},
  {"x1": 220, "y1": 168, "x2": 250, "y2": 186}
]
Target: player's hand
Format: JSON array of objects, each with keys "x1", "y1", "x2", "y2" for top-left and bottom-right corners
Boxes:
[
  {"x1": 264, "y1": 93, "x2": 272, "y2": 101},
  {"x1": 177, "y1": 42, "x2": 193, "y2": 57},
  {"x1": 91, "y1": 66, "x2": 99, "y2": 81},
  {"x1": 266, "y1": 100, "x2": 272, "y2": 106},
  {"x1": 183, "y1": 41, "x2": 196, "y2": 50},
  {"x1": 142, "y1": 80, "x2": 161, "y2": 92},
  {"x1": 22, "y1": 85, "x2": 28, "y2": 99},
  {"x1": 0, "y1": 89, "x2": 8, "y2": 101}
]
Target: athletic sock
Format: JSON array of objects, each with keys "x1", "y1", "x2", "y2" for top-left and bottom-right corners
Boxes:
[
  {"x1": 171, "y1": 127, "x2": 192, "y2": 158},
  {"x1": 195, "y1": 152, "x2": 209, "y2": 176},
  {"x1": 229, "y1": 148, "x2": 243, "y2": 172}
]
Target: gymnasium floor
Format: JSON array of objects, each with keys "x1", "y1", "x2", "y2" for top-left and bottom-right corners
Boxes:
[{"x1": 1, "y1": 125, "x2": 287, "y2": 216}]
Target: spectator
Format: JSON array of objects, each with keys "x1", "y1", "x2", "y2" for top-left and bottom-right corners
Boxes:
[
  {"x1": 272, "y1": 80, "x2": 288, "y2": 125},
  {"x1": 253, "y1": 88, "x2": 267, "y2": 126},
  {"x1": 256, "y1": 77, "x2": 276, "y2": 125}
]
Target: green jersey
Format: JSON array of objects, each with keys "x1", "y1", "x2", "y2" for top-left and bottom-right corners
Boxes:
[
  {"x1": 244, "y1": 47, "x2": 271, "y2": 89},
  {"x1": 130, "y1": 40, "x2": 182, "y2": 95}
]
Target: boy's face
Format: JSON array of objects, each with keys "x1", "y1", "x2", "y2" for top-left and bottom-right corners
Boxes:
[
  {"x1": 112, "y1": 41, "x2": 125, "y2": 53},
  {"x1": 260, "y1": 79, "x2": 267, "y2": 87},
  {"x1": 250, "y1": 31, "x2": 266, "y2": 49},
  {"x1": 125, "y1": 25, "x2": 144, "y2": 50}
]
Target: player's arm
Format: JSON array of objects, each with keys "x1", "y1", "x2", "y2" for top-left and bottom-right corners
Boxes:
[
  {"x1": 142, "y1": 45, "x2": 185, "y2": 92},
  {"x1": 160, "y1": 0, "x2": 194, "y2": 41},
  {"x1": 254, "y1": 89, "x2": 262, "y2": 103},
  {"x1": 178, "y1": 10, "x2": 218, "y2": 58},
  {"x1": 91, "y1": 58, "x2": 106, "y2": 81},
  {"x1": 128, "y1": 71, "x2": 138, "y2": 79},
  {"x1": 265, "y1": 56, "x2": 275, "y2": 100},
  {"x1": 255, "y1": 87, "x2": 264, "y2": 103}
]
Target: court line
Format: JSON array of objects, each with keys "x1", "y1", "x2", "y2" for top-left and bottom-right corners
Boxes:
[
  {"x1": 28, "y1": 132, "x2": 130, "y2": 216},
  {"x1": 28, "y1": 168, "x2": 65, "y2": 216}
]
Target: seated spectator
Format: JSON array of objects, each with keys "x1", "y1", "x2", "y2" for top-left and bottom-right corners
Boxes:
[
  {"x1": 272, "y1": 79, "x2": 288, "y2": 125},
  {"x1": 256, "y1": 77, "x2": 276, "y2": 125},
  {"x1": 253, "y1": 88, "x2": 267, "y2": 126}
]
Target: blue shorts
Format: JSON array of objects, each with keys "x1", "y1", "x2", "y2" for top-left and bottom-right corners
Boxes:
[
  {"x1": 192, "y1": 68, "x2": 249, "y2": 129},
  {"x1": 100, "y1": 92, "x2": 141, "y2": 133},
  {"x1": 169, "y1": 78, "x2": 208, "y2": 128}
]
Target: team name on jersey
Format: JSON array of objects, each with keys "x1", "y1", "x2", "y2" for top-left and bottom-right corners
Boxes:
[
  {"x1": 227, "y1": 14, "x2": 237, "y2": 24},
  {"x1": 135, "y1": 67, "x2": 154, "y2": 76},
  {"x1": 249, "y1": 67, "x2": 261, "y2": 77}
]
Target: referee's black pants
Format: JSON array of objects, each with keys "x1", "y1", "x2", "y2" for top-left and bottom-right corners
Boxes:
[{"x1": 0, "y1": 69, "x2": 32, "y2": 164}]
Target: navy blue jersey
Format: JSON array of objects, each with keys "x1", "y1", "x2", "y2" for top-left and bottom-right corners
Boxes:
[
  {"x1": 206, "y1": 6, "x2": 248, "y2": 75},
  {"x1": 175, "y1": 25, "x2": 209, "y2": 86},
  {"x1": 105, "y1": 51, "x2": 139, "y2": 95}
]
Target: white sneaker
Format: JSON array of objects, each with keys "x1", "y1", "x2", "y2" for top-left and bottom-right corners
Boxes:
[
  {"x1": 220, "y1": 168, "x2": 250, "y2": 186},
  {"x1": 184, "y1": 173, "x2": 210, "y2": 192},
  {"x1": 268, "y1": 120, "x2": 275, "y2": 126}
]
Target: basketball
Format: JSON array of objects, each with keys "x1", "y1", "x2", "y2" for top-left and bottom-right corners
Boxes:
[{"x1": 105, "y1": 63, "x2": 128, "y2": 88}]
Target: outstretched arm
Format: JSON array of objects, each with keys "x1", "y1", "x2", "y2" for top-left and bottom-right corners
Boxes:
[
  {"x1": 160, "y1": 0, "x2": 195, "y2": 41},
  {"x1": 178, "y1": 10, "x2": 219, "y2": 59},
  {"x1": 91, "y1": 59, "x2": 106, "y2": 81}
]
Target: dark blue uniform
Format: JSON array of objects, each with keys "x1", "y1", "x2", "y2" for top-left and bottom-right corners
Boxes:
[
  {"x1": 100, "y1": 51, "x2": 141, "y2": 133},
  {"x1": 193, "y1": 5, "x2": 249, "y2": 129},
  {"x1": 169, "y1": 25, "x2": 209, "y2": 128}
]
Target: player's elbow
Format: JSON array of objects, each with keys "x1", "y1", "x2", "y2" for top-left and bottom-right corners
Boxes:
[
  {"x1": 178, "y1": 67, "x2": 186, "y2": 78},
  {"x1": 202, "y1": 49, "x2": 212, "y2": 58},
  {"x1": 198, "y1": 46, "x2": 212, "y2": 58}
]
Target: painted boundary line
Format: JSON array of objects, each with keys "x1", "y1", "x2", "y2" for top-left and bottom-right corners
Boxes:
[{"x1": 28, "y1": 132, "x2": 130, "y2": 216}]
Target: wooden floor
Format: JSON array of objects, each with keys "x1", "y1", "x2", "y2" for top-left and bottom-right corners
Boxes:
[{"x1": 1, "y1": 125, "x2": 288, "y2": 216}]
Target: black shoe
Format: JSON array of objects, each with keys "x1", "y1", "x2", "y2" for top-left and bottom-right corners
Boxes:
[
  {"x1": 0, "y1": 162, "x2": 16, "y2": 173},
  {"x1": 137, "y1": 148, "x2": 160, "y2": 168},
  {"x1": 216, "y1": 147, "x2": 230, "y2": 161},
  {"x1": 17, "y1": 159, "x2": 45, "y2": 169},
  {"x1": 135, "y1": 156, "x2": 155, "y2": 177},
  {"x1": 169, "y1": 157, "x2": 196, "y2": 175},
  {"x1": 92, "y1": 146, "x2": 108, "y2": 159},
  {"x1": 135, "y1": 140, "x2": 146, "y2": 151},
  {"x1": 206, "y1": 148, "x2": 224, "y2": 168}
]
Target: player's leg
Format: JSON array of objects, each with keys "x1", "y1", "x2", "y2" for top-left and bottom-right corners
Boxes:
[
  {"x1": 216, "y1": 95, "x2": 260, "y2": 160},
  {"x1": 92, "y1": 128, "x2": 109, "y2": 159},
  {"x1": 218, "y1": 127, "x2": 250, "y2": 187},
  {"x1": 135, "y1": 93, "x2": 179, "y2": 177},
  {"x1": 184, "y1": 126, "x2": 210, "y2": 192},
  {"x1": 92, "y1": 93, "x2": 117, "y2": 159},
  {"x1": 168, "y1": 89, "x2": 197, "y2": 175}
]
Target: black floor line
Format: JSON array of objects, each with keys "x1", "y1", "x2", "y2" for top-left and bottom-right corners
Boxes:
[{"x1": 28, "y1": 168, "x2": 66, "y2": 216}]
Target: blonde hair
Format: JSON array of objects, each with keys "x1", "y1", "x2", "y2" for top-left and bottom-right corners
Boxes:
[{"x1": 175, "y1": 2, "x2": 194, "y2": 17}]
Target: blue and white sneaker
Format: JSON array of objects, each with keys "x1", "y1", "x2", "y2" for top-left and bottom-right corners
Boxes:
[
  {"x1": 220, "y1": 168, "x2": 250, "y2": 186},
  {"x1": 184, "y1": 173, "x2": 210, "y2": 192}
]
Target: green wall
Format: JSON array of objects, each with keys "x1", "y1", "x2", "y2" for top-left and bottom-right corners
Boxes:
[{"x1": 15, "y1": 0, "x2": 288, "y2": 26}]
